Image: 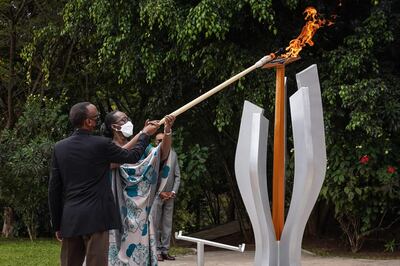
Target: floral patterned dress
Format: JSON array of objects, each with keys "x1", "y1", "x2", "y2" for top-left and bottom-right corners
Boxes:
[{"x1": 108, "y1": 145, "x2": 170, "y2": 266}]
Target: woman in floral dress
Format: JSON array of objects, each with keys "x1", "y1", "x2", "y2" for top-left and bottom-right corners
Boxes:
[{"x1": 102, "y1": 111, "x2": 175, "y2": 266}]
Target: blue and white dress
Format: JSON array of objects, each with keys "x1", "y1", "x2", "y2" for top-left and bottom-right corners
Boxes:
[{"x1": 108, "y1": 145, "x2": 170, "y2": 266}]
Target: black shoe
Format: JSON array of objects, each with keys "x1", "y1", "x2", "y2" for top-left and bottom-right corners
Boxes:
[
  {"x1": 162, "y1": 253, "x2": 176, "y2": 260},
  {"x1": 157, "y1": 254, "x2": 164, "y2": 261}
]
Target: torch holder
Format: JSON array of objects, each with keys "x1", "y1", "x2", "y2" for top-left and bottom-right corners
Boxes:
[{"x1": 262, "y1": 56, "x2": 300, "y2": 240}]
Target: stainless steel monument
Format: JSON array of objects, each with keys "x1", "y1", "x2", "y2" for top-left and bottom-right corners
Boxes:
[{"x1": 234, "y1": 64, "x2": 327, "y2": 266}]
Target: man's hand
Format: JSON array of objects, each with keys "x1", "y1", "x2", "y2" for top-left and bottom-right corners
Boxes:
[
  {"x1": 160, "y1": 192, "x2": 176, "y2": 200},
  {"x1": 55, "y1": 231, "x2": 63, "y2": 242},
  {"x1": 159, "y1": 192, "x2": 169, "y2": 200},
  {"x1": 142, "y1": 119, "x2": 160, "y2": 136},
  {"x1": 163, "y1": 115, "x2": 175, "y2": 134}
]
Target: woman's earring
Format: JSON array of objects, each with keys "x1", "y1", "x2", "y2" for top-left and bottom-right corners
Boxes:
[{"x1": 111, "y1": 124, "x2": 120, "y2": 131}]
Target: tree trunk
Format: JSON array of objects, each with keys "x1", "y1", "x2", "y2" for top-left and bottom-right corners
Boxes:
[
  {"x1": 1, "y1": 207, "x2": 14, "y2": 238},
  {"x1": 25, "y1": 212, "x2": 37, "y2": 241},
  {"x1": 306, "y1": 200, "x2": 332, "y2": 237},
  {"x1": 195, "y1": 202, "x2": 201, "y2": 231},
  {"x1": 27, "y1": 226, "x2": 33, "y2": 241},
  {"x1": 6, "y1": 24, "x2": 16, "y2": 129},
  {"x1": 31, "y1": 72, "x2": 43, "y2": 94},
  {"x1": 61, "y1": 40, "x2": 76, "y2": 82},
  {"x1": 227, "y1": 197, "x2": 236, "y2": 221},
  {"x1": 216, "y1": 194, "x2": 220, "y2": 225},
  {"x1": 338, "y1": 215, "x2": 365, "y2": 253},
  {"x1": 317, "y1": 200, "x2": 331, "y2": 235},
  {"x1": 305, "y1": 205, "x2": 319, "y2": 237}
]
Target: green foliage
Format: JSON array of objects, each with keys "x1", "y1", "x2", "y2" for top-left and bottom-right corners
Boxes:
[
  {"x1": 0, "y1": 0, "x2": 64, "y2": 128},
  {"x1": 22, "y1": 1, "x2": 282, "y2": 240},
  {"x1": 0, "y1": 95, "x2": 68, "y2": 239},
  {"x1": 384, "y1": 239, "x2": 397, "y2": 253},
  {"x1": 1, "y1": 0, "x2": 399, "y2": 251},
  {"x1": 172, "y1": 128, "x2": 210, "y2": 231},
  {"x1": 320, "y1": 8, "x2": 400, "y2": 252}
]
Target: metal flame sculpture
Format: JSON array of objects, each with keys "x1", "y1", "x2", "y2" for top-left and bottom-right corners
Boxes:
[
  {"x1": 235, "y1": 64, "x2": 327, "y2": 266},
  {"x1": 234, "y1": 7, "x2": 331, "y2": 266}
]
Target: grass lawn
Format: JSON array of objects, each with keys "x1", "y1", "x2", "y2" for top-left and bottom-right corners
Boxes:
[
  {"x1": 0, "y1": 238, "x2": 60, "y2": 266},
  {"x1": 0, "y1": 237, "x2": 192, "y2": 266}
]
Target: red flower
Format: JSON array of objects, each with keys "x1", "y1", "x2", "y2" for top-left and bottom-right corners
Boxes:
[
  {"x1": 387, "y1": 166, "x2": 396, "y2": 174},
  {"x1": 359, "y1": 155, "x2": 369, "y2": 165}
]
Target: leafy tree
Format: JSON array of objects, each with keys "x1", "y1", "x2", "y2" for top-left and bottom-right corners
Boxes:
[
  {"x1": 0, "y1": 94, "x2": 68, "y2": 239},
  {"x1": 320, "y1": 6, "x2": 400, "y2": 252},
  {"x1": 23, "y1": 0, "x2": 285, "y2": 240},
  {"x1": 2, "y1": 0, "x2": 399, "y2": 251},
  {"x1": 0, "y1": 0, "x2": 62, "y2": 128},
  {"x1": 172, "y1": 128, "x2": 210, "y2": 232}
]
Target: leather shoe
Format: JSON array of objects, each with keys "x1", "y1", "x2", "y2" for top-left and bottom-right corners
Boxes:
[
  {"x1": 157, "y1": 254, "x2": 164, "y2": 261},
  {"x1": 162, "y1": 253, "x2": 176, "y2": 260}
]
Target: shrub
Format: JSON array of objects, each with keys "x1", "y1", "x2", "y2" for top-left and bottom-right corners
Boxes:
[{"x1": 0, "y1": 94, "x2": 68, "y2": 240}]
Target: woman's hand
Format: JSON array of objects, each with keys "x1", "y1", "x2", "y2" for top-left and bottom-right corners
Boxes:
[
  {"x1": 163, "y1": 115, "x2": 175, "y2": 134},
  {"x1": 142, "y1": 119, "x2": 160, "y2": 136}
]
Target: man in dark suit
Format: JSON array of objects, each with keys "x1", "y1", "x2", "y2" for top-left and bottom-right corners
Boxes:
[{"x1": 48, "y1": 102, "x2": 166, "y2": 266}]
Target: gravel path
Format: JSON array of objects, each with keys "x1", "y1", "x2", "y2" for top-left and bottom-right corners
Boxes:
[{"x1": 161, "y1": 250, "x2": 400, "y2": 266}]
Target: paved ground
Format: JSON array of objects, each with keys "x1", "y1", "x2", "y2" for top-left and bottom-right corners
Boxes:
[{"x1": 161, "y1": 250, "x2": 400, "y2": 266}]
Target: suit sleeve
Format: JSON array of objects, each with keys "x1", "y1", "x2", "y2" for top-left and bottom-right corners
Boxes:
[
  {"x1": 172, "y1": 155, "x2": 181, "y2": 194},
  {"x1": 48, "y1": 148, "x2": 63, "y2": 231},
  {"x1": 106, "y1": 133, "x2": 150, "y2": 164}
]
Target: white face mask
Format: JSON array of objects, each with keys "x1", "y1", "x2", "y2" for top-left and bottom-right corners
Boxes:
[{"x1": 119, "y1": 121, "x2": 134, "y2": 138}]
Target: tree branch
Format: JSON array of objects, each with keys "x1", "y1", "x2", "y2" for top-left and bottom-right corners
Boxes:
[
  {"x1": 14, "y1": 0, "x2": 28, "y2": 23},
  {"x1": 31, "y1": 71, "x2": 43, "y2": 94},
  {"x1": 362, "y1": 214, "x2": 400, "y2": 237},
  {"x1": 61, "y1": 39, "x2": 76, "y2": 82}
]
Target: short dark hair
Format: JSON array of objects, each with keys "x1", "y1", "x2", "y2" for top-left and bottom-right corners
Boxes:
[{"x1": 69, "y1": 102, "x2": 91, "y2": 128}]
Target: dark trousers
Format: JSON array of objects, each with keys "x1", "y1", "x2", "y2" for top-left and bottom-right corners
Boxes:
[{"x1": 61, "y1": 230, "x2": 109, "y2": 266}]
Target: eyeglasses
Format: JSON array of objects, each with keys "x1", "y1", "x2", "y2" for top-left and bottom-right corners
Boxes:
[
  {"x1": 115, "y1": 117, "x2": 131, "y2": 124},
  {"x1": 88, "y1": 113, "x2": 100, "y2": 122}
]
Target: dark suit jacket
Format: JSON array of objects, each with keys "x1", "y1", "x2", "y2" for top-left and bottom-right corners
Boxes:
[{"x1": 48, "y1": 129, "x2": 149, "y2": 237}]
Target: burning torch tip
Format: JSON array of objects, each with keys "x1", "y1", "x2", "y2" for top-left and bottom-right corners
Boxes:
[
  {"x1": 256, "y1": 48, "x2": 289, "y2": 68},
  {"x1": 274, "y1": 47, "x2": 285, "y2": 56},
  {"x1": 262, "y1": 56, "x2": 301, "y2": 69}
]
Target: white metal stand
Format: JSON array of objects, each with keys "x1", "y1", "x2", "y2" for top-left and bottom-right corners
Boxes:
[{"x1": 175, "y1": 231, "x2": 245, "y2": 266}]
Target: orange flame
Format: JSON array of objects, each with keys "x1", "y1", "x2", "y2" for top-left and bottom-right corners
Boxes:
[{"x1": 282, "y1": 7, "x2": 334, "y2": 58}]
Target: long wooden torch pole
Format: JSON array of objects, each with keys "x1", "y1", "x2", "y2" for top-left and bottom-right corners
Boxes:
[
  {"x1": 158, "y1": 54, "x2": 276, "y2": 125},
  {"x1": 272, "y1": 65, "x2": 286, "y2": 240}
]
